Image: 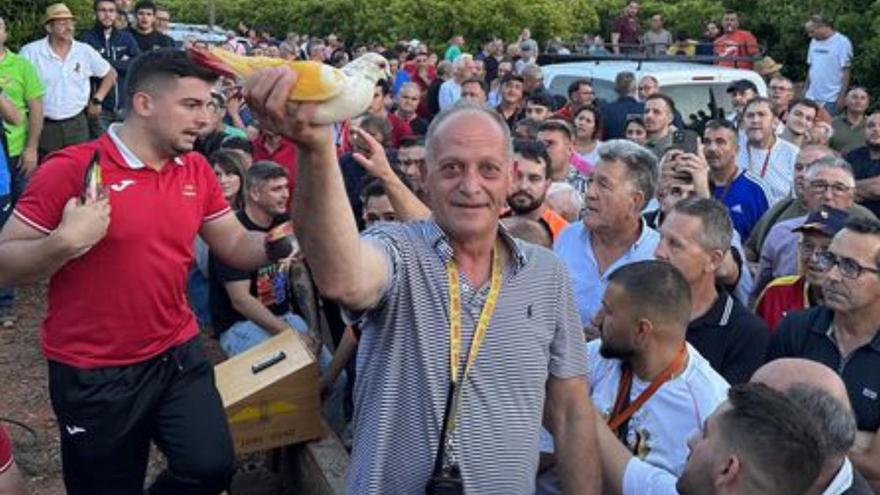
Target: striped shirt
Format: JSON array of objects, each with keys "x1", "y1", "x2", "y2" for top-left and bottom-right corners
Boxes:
[
  {"x1": 736, "y1": 138, "x2": 799, "y2": 205},
  {"x1": 345, "y1": 220, "x2": 588, "y2": 494}
]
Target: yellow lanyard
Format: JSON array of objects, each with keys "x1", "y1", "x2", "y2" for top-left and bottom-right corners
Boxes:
[{"x1": 445, "y1": 240, "x2": 503, "y2": 431}]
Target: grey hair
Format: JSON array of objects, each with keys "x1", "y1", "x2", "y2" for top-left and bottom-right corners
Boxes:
[
  {"x1": 597, "y1": 139, "x2": 658, "y2": 208},
  {"x1": 424, "y1": 100, "x2": 513, "y2": 165},
  {"x1": 520, "y1": 62, "x2": 542, "y2": 79},
  {"x1": 547, "y1": 182, "x2": 584, "y2": 218},
  {"x1": 453, "y1": 53, "x2": 474, "y2": 71},
  {"x1": 786, "y1": 384, "x2": 856, "y2": 457},
  {"x1": 805, "y1": 156, "x2": 855, "y2": 186},
  {"x1": 671, "y1": 197, "x2": 733, "y2": 253}
]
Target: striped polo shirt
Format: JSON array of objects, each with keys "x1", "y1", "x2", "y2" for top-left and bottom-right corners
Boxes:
[{"x1": 345, "y1": 220, "x2": 589, "y2": 494}]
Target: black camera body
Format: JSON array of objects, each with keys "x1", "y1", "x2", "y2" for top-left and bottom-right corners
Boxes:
[{"x1": 425, "y1": 472, "x2": 464, "y2": 495}]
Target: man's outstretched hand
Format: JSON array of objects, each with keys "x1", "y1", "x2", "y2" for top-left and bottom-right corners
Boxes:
[{"x1": 243, "y1": 67, "x2": 334, "y2": 152}]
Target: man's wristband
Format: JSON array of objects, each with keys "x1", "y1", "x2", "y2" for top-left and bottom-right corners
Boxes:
[{"x1": 90, "y1": 97, "x2": 103, "y2": 106}]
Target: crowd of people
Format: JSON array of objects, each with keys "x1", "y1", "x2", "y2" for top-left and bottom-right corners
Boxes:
[{"x1": 0, "y1": 0, "x2": 878, "y2": 494}]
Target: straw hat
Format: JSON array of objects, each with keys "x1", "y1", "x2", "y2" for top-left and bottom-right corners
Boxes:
[
  {"x1": 754, "y1": 56, "x2": 783, "y2": 76},
  {"x1": 44, "y1": 3, "x2": 75, "y2": 24}
]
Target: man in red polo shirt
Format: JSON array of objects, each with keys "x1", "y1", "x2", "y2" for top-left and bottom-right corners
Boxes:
[
  {"x1": 0, "y1": 425, "x2": 24, "y2": 494},
  {"x1": 0, "y1": 49, "x2": 279, "y2": 495}
]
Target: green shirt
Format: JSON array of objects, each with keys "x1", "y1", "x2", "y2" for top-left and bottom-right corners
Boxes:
[
  {"x1": 444, "y1": 44, "x2": 462, "y2": 62},
  {"x1": 829, "y1": 113, "x2": 866, "y2": 155},
  {"x1": 0, "y1": 50, "x2": 45, "y2": 156}
]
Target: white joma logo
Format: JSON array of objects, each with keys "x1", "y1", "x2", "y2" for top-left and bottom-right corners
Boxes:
[
  {"x1": 110, "y1": 180, "x2": 136, "y2": 192},
  {"x1": 66, "y1": 425, "x2": 86, "y2": 435}
]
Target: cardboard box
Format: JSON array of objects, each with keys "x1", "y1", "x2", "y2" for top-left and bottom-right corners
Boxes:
[{"x1": 214, "y1": 330, "x2": 323, "y2": 454}]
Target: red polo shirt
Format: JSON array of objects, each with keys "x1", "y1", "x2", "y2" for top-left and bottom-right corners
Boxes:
[
  {"x1": 0, "y1": 425, "x2": 11, "y2": 475},
  {"x1": 14, "y1": 131, "x2": 230, "y2": 368},
  {"x1": 252, "y1": 134, "x2": 298, "y2": 202}
]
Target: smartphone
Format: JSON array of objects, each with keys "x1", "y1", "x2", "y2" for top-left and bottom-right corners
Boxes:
[{"x1": 670, "y1": 130, "x2": 699, "y2": 155}]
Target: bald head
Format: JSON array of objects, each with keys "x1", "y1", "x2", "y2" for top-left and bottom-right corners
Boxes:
[
  {"x1": 752, "y1": 358, "x2": 850, "y2": 407},
  {"x1": 798, "y1": 145, "x2": 837, "y2": 167}
]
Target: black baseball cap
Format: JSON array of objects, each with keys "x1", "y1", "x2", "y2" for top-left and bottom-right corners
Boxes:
[{"x1": 726, "y1": 79, "x2": 758, "y2": 94}]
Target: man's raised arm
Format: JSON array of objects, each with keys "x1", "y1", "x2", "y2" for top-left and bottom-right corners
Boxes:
[{"x1": 244, "y1": 68, "x2": 389, "y2": 311}]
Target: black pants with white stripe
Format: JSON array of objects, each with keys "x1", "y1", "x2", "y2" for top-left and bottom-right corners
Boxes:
[{"x1": 48, "y1": 337, "x2": 235, "y2": 495}]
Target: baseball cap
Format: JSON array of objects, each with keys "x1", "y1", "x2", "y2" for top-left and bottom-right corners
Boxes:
[
  {"x1": 792, "y1": 207, "x2": 848, "y2": 237},
  {"x1": 726, "y1": 79, "x2": 758, "y2": 94}
]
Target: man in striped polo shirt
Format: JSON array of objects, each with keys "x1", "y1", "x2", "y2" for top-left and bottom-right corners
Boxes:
[{"x1": 244, "y1": 70, "x2": 600, "y2": 494}]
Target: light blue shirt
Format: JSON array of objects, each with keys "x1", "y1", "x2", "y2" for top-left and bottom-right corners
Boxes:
[
  {"x1": 438, "y1": 80, "x2": 462, "y2": 111},
  {"x1": 554, "y1": 220, "x2": 660, "y2": 326}
]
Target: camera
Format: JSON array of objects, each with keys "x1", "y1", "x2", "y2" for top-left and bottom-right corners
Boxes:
[{"x1": 425, "y1": 466, "x2": 464, "y2": 495}]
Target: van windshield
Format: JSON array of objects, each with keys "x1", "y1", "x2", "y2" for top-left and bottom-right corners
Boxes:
[{"x1": 662, "y1": 83, "x2": 734, "y2": 127}]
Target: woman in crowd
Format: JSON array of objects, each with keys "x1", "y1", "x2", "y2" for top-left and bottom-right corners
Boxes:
[
  {"x1": 573, "y1": 105, "x2": 603, "y2": 166},
  {"x1": 211, "y1": 149, "x2": 247, "y2": 211},
  {"x1": 624, "y1": 116, "x2": 648, "y2": 145}
]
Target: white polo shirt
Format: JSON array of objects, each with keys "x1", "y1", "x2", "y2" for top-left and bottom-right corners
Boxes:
[{"x1": 19, "y1": 37, "x2": 111, "y2": 120}]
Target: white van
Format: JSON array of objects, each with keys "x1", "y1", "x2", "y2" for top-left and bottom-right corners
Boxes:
[{"x1": 541, "y1": 60, "x2": 767, "y2": 126}]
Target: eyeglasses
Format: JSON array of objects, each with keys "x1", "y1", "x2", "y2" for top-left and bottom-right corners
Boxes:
[
  {"x1": 808, "y1": 180, "x2": 853, "y2": 195},
  {"x1": 814, "y1": 251, "x2": 880, "y2": 279}
]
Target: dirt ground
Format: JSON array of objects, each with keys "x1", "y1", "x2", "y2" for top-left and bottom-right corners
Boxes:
[
  {"x1": 0, "y1": 283, "x2": 66, "y2": 494},
  {"x1": 0, "y1": 283, "x2": 281, "y2": 494}
]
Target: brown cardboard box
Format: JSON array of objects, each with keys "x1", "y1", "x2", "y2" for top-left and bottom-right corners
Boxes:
[{"x1": 214, "y1": 330, "x2": 323, "y2": 454}]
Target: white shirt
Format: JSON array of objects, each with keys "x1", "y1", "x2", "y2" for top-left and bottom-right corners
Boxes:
[
  {"x1": 806, "y1": 32, "x2": 853, "y2": 103},
  {"x1": 737, "y1": 137, "x2": 799, "y2": 205},
  {"x1": 823, "y1": 457, "x2": 855, "y2": 495},
  {"x1": 623, "y1": 457, "x2": 679, "y2": 495},
  {"x1": 541, "y1": 342, "x2": 729, "y2": 477},
  {"x1": 438, "y1": 79, "x2": 462, "y2": 111},
  {"x1": 20, "y1": 37, "x2": 111, "y2": 120}
]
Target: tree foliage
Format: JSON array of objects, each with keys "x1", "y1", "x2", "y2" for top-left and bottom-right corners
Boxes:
[{"x1": 5, "y1": 0, "x2": 880, "y2": 97}]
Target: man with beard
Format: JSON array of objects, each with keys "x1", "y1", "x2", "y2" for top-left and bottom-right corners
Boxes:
[
  {"x1": 80, "y1": 0, "x2": 140, "y2": 135},
  {"x1": 779, "y1": 99, "x2": 820, "y2": 148},
  {"x1": 737, "y1": 97, "x2": 800, "y2": 204},
  {"x1": 768, "y1": 216, "x2": 880, "y2": 493},
  {"x1": 725, "y1": 79, "x2": 757, "y2": 126},
  {"x1": 595, "y1": 382, "x2": 824, "y2": 495},
  {"x1": 0, "y1": 49, "x2": 280, "y2": 494},
  {"x1": 505, "y1": 140, "x2": 568, "y2": 240},
  {"x1": 537, "y1": 260, "x2": 728, "y2": 494},
  {"x1": 208, "y1": 161, "x2": 306, "y2": 356},
  {"x1": 831, "y1": 87, "x2": 870, "y2": 154},
  {"x1": 847, "y1": 111, "x2": 880, "y2": 218}
]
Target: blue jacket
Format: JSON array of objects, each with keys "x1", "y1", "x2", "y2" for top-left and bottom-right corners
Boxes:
[
  {"x1": 601, "y1": 96, "x2": 645, "y2": 140},
  {"x1": 80, "y1": 26, "x2": 141, "y2": 112}
]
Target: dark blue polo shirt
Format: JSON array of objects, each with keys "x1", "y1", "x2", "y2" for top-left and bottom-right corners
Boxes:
[
  {"x1": 768, "y1": 306, "x2": 880, "y2": 431},
  {"x1": 845, "y1": 147, "x2": 880, "y2": 219},
  {"x1": 601, "y1": 96, "x2": 645, "y2": 140},
  {"x1": 687, "y1": 289, "x2": 770, "y2": 384}
]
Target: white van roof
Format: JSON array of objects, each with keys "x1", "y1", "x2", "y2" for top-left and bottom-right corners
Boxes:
[{"x1": 541, "y1": 61, "x2": 767, "y2": 94}]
